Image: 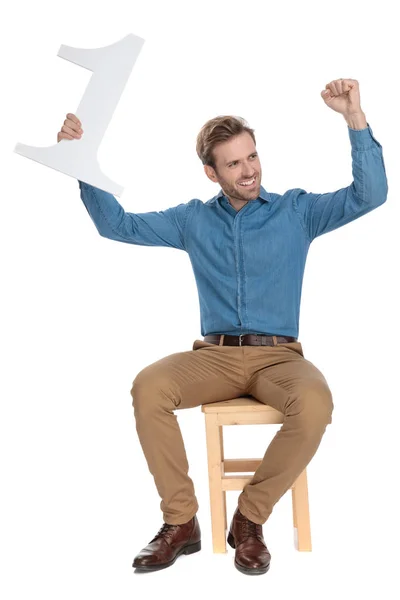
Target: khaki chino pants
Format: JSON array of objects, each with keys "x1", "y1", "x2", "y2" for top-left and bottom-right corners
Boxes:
[{"x1": 131, "y1": 337, "x2": 333, "y2": 526}]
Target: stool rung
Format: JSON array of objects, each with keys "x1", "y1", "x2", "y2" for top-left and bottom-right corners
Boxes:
[
  {"x1": 221, "y1": 475, "x2": 253, "y2": 491},
  {"x1": 224, "y1": 458, "x2": 262, "y2": 472}
]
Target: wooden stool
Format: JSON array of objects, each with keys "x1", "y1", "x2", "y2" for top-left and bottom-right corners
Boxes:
[{"x1": 201, "y1": 395, "x2": 312, "y2": 553}]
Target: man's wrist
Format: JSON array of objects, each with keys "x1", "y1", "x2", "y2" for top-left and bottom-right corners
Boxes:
[{"x1": 344, "y1": 111, "x2": 368, "y2": 130}]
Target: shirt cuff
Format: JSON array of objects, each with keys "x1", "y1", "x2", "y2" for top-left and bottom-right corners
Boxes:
[{"x1": 348, "y1": 122, "x2": 382, "y2": 150}]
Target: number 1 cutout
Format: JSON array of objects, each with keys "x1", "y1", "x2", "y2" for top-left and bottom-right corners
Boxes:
[{"x1": 14, "y1": 33, "x2": 145, "y2": 197}]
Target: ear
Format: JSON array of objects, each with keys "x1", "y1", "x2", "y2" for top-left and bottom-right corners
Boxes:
[{"x1": 204, "y1": 164, "x2": 218, "y2": 183}]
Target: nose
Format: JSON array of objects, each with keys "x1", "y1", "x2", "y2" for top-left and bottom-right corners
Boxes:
[{"x1": 242, "y1": 163, "x2": 255, "y2": 177}]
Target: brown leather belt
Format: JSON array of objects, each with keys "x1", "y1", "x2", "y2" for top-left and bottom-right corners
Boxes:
[{"x1": 203, "y1": 334, "x2": 297, "y2": 347}]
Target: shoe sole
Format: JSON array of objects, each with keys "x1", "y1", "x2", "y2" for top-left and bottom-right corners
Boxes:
[
  {"x1": 132, "y1": 540, "x2": 201, "y2": 572},
  {"x1": 227, "y1": 531, "x2": 270, "y2": 576}
]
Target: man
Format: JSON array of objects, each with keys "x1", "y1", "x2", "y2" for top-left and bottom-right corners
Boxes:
[{"x1": 57, "y1": 78, "x2": 388, "y2": 576}]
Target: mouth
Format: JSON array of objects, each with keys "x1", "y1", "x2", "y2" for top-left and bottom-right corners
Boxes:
[{"x1": 238, "y1": 176, "x2": 257, "y2": 189}]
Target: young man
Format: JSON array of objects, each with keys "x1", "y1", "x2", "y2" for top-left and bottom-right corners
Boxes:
[{"x1": 58, "y1": 78, "x2": 388, "y2": 576}]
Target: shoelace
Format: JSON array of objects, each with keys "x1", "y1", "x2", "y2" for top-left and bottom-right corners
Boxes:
[
  {"x1": 149, "y1": 522, "x2": 180, "y2": 544},
  {"x1": 241, "y1": 518, "x2": 263, "y2": 542}
]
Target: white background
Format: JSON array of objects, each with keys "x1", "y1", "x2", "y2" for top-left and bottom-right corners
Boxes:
[{"x1": 1, "y1": 0, "x2": 399, "y2": 597}]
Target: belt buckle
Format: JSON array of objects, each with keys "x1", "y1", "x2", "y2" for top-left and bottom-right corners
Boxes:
[{"x1": 238, "y1": 334, "x2": 244, "y2": 346}]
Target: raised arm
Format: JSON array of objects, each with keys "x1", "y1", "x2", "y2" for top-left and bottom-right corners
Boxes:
[
  {"x1": 293, "y1": 122, "x2": 388, "y2": 242},
  {"x1": 78, "y1": 180, "x2": 191, "y2": 251},
  {"x1": 57, "y1": 113, "x2": 191, "y2": 251}
]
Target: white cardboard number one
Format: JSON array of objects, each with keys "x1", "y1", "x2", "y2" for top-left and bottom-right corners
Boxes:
[{"x1": 14, "y1": 34, "x2": 145, "y2": 197}]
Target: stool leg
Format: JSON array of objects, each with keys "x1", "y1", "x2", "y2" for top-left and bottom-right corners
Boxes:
[
  {"x1": 291, "y1": 468, "x2": 312, "y2": 551},
  {"x1": 219, "y1": 425, "x2": 227, "y2": 532},
  {"x1": 204, "y1": 413, "x2": 227, "y2": 553}
]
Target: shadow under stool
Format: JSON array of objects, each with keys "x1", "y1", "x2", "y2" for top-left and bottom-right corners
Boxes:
[{"x1": 201, "y1": 395, "x2": 312, "y2": 553}]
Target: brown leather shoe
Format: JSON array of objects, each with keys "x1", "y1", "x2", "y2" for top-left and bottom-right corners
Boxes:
[
  {"x1": 227, "y1": 507, "x2": 271, "y2": 575},
  {"x1": 132, "y1": 515, "x2": 201, "y2": 572}
]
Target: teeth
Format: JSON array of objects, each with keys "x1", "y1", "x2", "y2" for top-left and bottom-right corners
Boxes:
[{"x1": 239, "y1": 177, "x2": 255, "y2": 186}]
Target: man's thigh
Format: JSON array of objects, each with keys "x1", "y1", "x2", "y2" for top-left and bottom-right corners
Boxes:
[
  {"x1": 131, "y1": 339, "x2": 248, "y2": 410},
  {"x1": 245, "y1": 343, "x2": 334, "y2": 421}
]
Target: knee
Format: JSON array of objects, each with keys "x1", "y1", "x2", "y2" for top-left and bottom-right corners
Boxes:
[
  {"x1": 130, "y1": 367, "x2": 152, "y2": 413},
  {"x1": 130, "y1": 367, "x2": 175, "y2": 415},
  {"x1": 131, "y1": 366, "x2": 150, "y2": 394},
  {"x1": 288, "y1": 381, "x2": 334, "y2": 429}
]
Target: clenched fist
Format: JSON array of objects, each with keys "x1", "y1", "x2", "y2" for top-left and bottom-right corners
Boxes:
[
  {"x1": 321, "y1": 79, "x2": 362, "y2": 117},
  {"x1": 57, "y1": 113, "x2": 83, "y2": 143}
]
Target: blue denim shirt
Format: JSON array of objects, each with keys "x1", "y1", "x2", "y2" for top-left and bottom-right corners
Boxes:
[{"x1": 78, "y1": 123, "x2": 388, "y2": 339}]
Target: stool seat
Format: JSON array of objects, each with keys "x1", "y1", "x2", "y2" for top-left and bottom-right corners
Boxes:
[{"x1": 201, "y1": 395, "x2": 311, "y2": 553}]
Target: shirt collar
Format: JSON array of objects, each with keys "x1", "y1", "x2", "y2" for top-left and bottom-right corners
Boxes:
[{"x1": 215, "y1": 184, "x2": 271, "y2": 203}]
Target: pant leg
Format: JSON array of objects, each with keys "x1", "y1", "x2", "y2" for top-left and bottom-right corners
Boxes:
[
  {"x1": 131, "y1": 339, "x2": 247, "y2": 524},
  {"x1": 238, "y1": 341, "x2": 334, "y2": 525}
]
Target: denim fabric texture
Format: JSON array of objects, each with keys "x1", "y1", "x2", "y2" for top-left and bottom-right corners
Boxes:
[{"x1": 78, "y1": 123, "x2": 388, "y2": 338}]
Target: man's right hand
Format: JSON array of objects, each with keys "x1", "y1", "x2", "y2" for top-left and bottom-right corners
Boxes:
[{"x1": 57, "y1": 113, "x2": 83, "y2": 143}]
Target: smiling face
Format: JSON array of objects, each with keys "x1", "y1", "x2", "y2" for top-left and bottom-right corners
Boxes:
[{"x1": 204, "y1": 132, "x2": 262, "y2": 210}]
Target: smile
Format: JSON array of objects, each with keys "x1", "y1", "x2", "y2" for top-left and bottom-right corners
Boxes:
[{"x1": 238, "y1": 176, "x2": 256, "y2": 187}]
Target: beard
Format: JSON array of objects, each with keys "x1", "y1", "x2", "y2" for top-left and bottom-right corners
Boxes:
[{"x1": 218, "y1": 173, "x2": 261, "y2": 203}]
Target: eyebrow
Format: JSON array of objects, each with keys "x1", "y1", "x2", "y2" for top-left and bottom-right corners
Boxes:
[{"x1": 226, "y1": 152, "x2": 258, "y2": 166}]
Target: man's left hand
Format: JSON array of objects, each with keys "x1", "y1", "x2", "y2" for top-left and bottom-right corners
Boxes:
[{"x1": 321, "y1": 78, "x2": 362, "y2": 117}]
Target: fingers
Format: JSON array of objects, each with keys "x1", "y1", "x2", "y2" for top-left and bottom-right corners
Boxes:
[
  {"x1": 66, "y1": 113, "x2": 81, "y2": 127},
  {"x1": 57, "y1": 113, "x2": 83, "y2": 142},
  {"x1": 62, "y1": 123, "x2": 82, "y2": 137},
  {"x1": 324, "y1": 79, "x2": 358, "y2": 96},
  {"x1": 326, "y1": 81, "x2": 340, "y2": 96},
  {"x1": 63, "y1": 115, "x2": 83, "y2": 136},
  {"x1": 58, "y1": 131, "x2": 75, "y2": 141}
]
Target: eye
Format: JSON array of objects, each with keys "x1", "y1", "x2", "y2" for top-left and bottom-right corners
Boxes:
[{"x1": 229, "y1": 161, "x2": 238, "y2": 167}]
